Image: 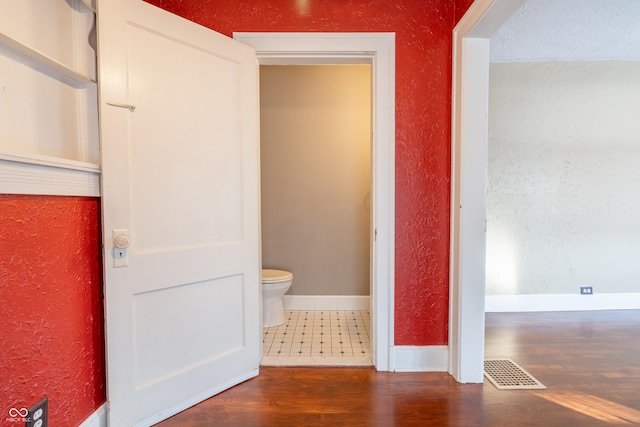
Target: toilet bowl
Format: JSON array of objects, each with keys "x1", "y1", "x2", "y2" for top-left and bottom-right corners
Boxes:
[{"x1": 262, "y1": 269, "x2": 293, "y2": 328}]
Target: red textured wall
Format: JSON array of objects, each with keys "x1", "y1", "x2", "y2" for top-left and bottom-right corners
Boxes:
[
  {"x1": 0, "y1": 195, "x2": 105, "y2": 426},
  {"x1": 157, "y1": 0, "x2": 460, "y2": 345},
  {"x1": 455, "y1": 0, "x2": 476, "y2": 22}
]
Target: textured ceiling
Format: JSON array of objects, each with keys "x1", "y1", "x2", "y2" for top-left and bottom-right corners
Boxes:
[{"x1": 490, "y1": 0, "x2": 640, "y2": 62}]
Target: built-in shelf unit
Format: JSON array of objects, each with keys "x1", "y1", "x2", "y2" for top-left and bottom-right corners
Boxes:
[{"x1": 0, "y1": 0, "x2": 100, "y2": 196}]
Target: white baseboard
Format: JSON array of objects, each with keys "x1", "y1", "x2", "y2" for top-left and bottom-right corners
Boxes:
[
  {"x1": 283, "y1": 295, "x2": 370, "y2": 311},
  {"x1": 486, "y1": 293, "x2": 640, "y2": 312},
  {"x1": 391, "y1": 346, "x2": 448, "y2": 372},
  {"x1": 79, "y1": 403, "x2": 107, "y2": 427}
]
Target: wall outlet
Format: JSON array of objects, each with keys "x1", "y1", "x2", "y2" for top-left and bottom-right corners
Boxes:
[
  {"x1": 580, "y1": 286, "x2": 593, "y2": 295},
  {"x1": 26, "y1": 397, "x2": 48, "y2": 427}
]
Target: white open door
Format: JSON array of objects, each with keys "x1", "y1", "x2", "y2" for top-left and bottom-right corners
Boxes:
[{"x1": 97, "y1": 1, "x2": 261, "y2": 425}]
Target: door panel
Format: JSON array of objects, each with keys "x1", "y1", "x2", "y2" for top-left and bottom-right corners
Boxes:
[
  {"x1": 132, "y1": 275, "x2": 245, "y2": 388},
  {"x1": 126, "y1": 24, "x2": 245, "y2": 251},
  {"x1": 97, "y1": 1, "x2": 261, "y2": 425}
]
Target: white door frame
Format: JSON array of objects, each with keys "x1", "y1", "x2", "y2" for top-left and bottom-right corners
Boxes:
[
  {"x1": 234, "y1": 32, "x2": 396, "y2": 371},
  {"x1": 450, "y1": 0, "x2": 526, "y2": 382}
]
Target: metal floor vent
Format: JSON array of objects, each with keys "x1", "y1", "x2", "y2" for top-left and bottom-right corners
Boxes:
[{"x1": 484, "y1": 359, "x2": 546, "y2": 390}]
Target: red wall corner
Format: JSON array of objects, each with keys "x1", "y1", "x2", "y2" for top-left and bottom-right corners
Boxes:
[
  {"x1": 455, "y1": 0, "x2": 476, "y2": 23},
  {"x1": 0, "y1": 195, "x2": 105, "y2": 426}
]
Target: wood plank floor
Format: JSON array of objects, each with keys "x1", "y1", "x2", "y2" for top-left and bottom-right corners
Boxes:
[{"x1": 155, "y1": 310, "x2": 640, "y2": 426}]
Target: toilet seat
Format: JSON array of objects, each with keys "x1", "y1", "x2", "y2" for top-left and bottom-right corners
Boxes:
[{"x1": 262, "y1": 269, "x2": 293, "y2": 283}]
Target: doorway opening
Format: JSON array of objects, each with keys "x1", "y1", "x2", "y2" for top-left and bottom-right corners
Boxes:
[
  {"x1": 234, "y1": 32, "x2": 395, "y2": 371},
  {"x1": 450, "y1": 0, "x2": 529, "y2": 382},
  {"x1": 259, "y1": 64, "x2": 372, "y2": 366}
]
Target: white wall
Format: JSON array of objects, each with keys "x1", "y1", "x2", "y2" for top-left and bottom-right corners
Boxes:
[
  {"x1": 487, "y1": 61, "x2": 640, "y2": 296},
  {"x1": 0, "y1": 0, "x2": 98, "y2": 165},
  {"x1": 260, "y1": 65, "x2": 371, "y2": 296}
]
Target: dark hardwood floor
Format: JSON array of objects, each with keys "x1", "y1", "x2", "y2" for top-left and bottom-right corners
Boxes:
[{"x1": 155, "y1": 310, "x2": 640, "y2": 426}]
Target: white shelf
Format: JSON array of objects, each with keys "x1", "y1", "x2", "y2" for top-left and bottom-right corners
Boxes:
[
  {"x1": 0, "y1": 149, "x2": 99, "y2": 173},
  {"x1": 0, "y1": 31, "x2": 95, "y2": 88},
  {"x1": 0, "y1": 2, "x2": 100, "y2": 197},
  {"x1": 0, "y1": 150, "x2": 100, "y2": 197}
]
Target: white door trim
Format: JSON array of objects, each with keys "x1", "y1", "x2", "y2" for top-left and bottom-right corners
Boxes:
[
  {"x1": 234, "y1": 32, "x2": 396, "y2": 371},
  {"x1": 450, "y1": 0, "x2": 526, "y2": 382}
]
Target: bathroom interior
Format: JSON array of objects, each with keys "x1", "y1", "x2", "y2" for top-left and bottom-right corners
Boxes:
[{"x1": 259, "y1": 63, "x2": 373, "y2": 366}]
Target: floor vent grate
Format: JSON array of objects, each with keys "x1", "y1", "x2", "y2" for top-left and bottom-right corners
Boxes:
[{"x1": 484, "y1": 359, "x2": 546, "y2": 390}]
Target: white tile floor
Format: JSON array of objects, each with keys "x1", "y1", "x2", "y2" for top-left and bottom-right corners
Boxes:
[{"x1": 261, "y1": 310, "x2": 372, "y2": 366}]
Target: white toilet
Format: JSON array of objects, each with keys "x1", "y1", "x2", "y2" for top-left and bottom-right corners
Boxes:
[{"x1": 261, "y1": 269, "x2": 293, "y2": 328}]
